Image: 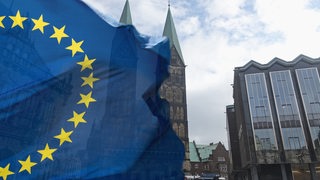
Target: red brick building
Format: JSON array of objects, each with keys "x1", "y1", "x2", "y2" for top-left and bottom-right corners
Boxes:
[{"x1": 189, "y1": 141, "x2": 230, "y2": 179}]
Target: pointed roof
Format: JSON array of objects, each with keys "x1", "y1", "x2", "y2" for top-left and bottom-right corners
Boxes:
[
  {"x1": 189, "y1": 141, "x2": 219, "y2": 162},
  {"x1": 119, "y1": 0, "x2": 132, "y2": 25},
  {"x1": 163, "y1": 7, "x2": 184, "y2": 63},
  {"x1": 197, "y1": 143, "x2": 218, "y2": 161},
  {"x1": 189, "y1": 142, "x2": 201, "y2": 162}
]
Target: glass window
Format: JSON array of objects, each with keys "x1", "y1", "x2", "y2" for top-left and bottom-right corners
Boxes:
[
  {"x1": 245, "y1": 73, "x2": 278, "y2": 150},
  {"x1": 296, "y1": 68, "x2": 320, "y2": 150},
  {"x1": 218, "y1": 157, "x2": 225, "y2": 162},
  {"x1": 260, "y1": 137, "x2": 272, "y2": 150},
  {"x1": 288, "y1": 137, "x2": 301, "y2": 150},
  {"x1": 270, "y1": 70, "x2": 307, "y2": 150},
  {"x1": 219, "y1": 164, "x2": 227, "y2": 172}
]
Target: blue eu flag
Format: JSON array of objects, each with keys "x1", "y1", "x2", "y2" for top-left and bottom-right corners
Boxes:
[{"x1": 0, "y1": 0, "x2": 184, "y2": 179}]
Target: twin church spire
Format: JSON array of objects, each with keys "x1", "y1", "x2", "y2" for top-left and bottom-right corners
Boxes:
[
  {"x1": 119, "y1": 1, "x2": 190, "y2": 172},
  {"x1": 119, "y1": 0, "x2": 184, "y2": 63}
]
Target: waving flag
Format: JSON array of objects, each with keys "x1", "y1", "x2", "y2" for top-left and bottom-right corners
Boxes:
[{"x1": 0, "y1": 0, "x2": 184, "y2": 179}]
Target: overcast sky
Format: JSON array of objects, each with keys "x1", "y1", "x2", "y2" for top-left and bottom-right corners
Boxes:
[{"x1": 83, "y1": 0, "x2": 320, "y2": 148}]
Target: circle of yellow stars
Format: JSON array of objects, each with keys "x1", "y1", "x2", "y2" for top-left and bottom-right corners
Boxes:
[{"x1": 0, "y1": 10, "x2": 99, "y2": 180}]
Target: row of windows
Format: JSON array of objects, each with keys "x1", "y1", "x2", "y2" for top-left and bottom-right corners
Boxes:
[
  {"x1": 296, "y1": 68, "x2": 320, "y2": 150},
  {"x1": 245, "y1": 67, "x2": 320, "y2": 151},
  {"x1": 246, "y1": 73, "x2": 278, "y2": 150},
  {"x1": 160, "y1": 86, "x2": 184, "y2": 104},
  {"x1": 270, "y1": 70, "x2": 307, "y2": 150},
  {"x1": 170, "y1": 106, "x2": 185, "y2": 120},
  {"x1": 193, "y1": 161, "x2": 227, "y2": 172}
]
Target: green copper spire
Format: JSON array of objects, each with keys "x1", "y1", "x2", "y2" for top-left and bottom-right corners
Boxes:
[
  {"x1": 120, "y1": 0, "x2": 132, "y2": 25},
  {"x1": 163, "y1": 6, "x2": 184, "y2": 63}
]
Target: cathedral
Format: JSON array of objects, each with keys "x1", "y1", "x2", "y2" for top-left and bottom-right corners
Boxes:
[{"x1": 119, "y1": 0, "x2": 191, "y2": 172}]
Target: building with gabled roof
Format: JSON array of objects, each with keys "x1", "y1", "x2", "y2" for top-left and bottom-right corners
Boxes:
[
  {"x1": 119, "y1": 0, "x2": 191, "y2": 172},
  {"x1": 228, "y1": 54, "x2": 320, "y2": 180},
  {"x1": 189, "y1": 141, "x2": 230, "y2": 179}
]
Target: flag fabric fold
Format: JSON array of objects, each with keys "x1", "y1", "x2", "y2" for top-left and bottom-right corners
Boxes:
[{"x1": 0, "y1": 0, "x2": 184, "y2": 179}]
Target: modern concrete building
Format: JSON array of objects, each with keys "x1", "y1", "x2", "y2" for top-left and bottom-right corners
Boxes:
[
  {"x1": 120, "y1": 0, "x2": 190, "y2": 172},
  {"x1": 227, "y1": 55, "x2": 320, "y2": 180}
]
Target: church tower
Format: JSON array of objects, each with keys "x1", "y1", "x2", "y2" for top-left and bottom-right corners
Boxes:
[
  {"x1": 160, "y1": 4, "x2": 190, "y2": 172},
  {"x1": 119, "y1": 1, "x2": 191, "y2": 172}
]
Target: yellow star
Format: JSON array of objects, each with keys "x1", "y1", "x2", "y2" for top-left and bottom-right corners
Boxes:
[
  {"x1": 37, "y1": 143, "x2": 57, "y2": 162},
  {"x1": 50, "y1": 25, "x2": 69, "y2": 44},
  {"x1": 0, "y1": 164, "x2": 14, "y2": 180},
  {"x1": 77, "y1": 92, "x2": 96, "y2": 108},
  {"x1": 31, "y1": 15, "x2": 49, "y2": 34},
  {"x1": 67, "y1": 111, "x2": 87, "y2": 128},
  {"x1": 54, "y1": 128, "x2": 73, "y2": 146},
  {"x1": 66, "y1": 38, "x2": 84, "y2": 57},
  {"x1": 9, "y1": 10, "x2": 27, "y2": 29},
  {"x1": 81, "y1": 73, "x2": 99, "y2": 88},
  {"x1": 18, "y1": 155, "x2": 37, "y2": 174},
  {"x1": 0, "y1": 16, "x2": 5, "y2": 28},
  {"x1": 77, "y1": 55, "x2": 96, "y2": 72}
]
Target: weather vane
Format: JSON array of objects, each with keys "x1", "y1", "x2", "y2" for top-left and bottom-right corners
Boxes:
[{"x1": 168, "y1": 0, "x2": 170, "y2": 8}]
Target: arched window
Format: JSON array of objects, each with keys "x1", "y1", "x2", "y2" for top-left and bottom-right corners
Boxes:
[
  {"x1": 170, "y1": 106, "x2": 174, "y2": 119},
  {"x1": 179, "y1": 124, "x2": 185, "y2": 137},
  {"x1": 172, "y1": 123, "x2": 178, "y2": 134}
]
